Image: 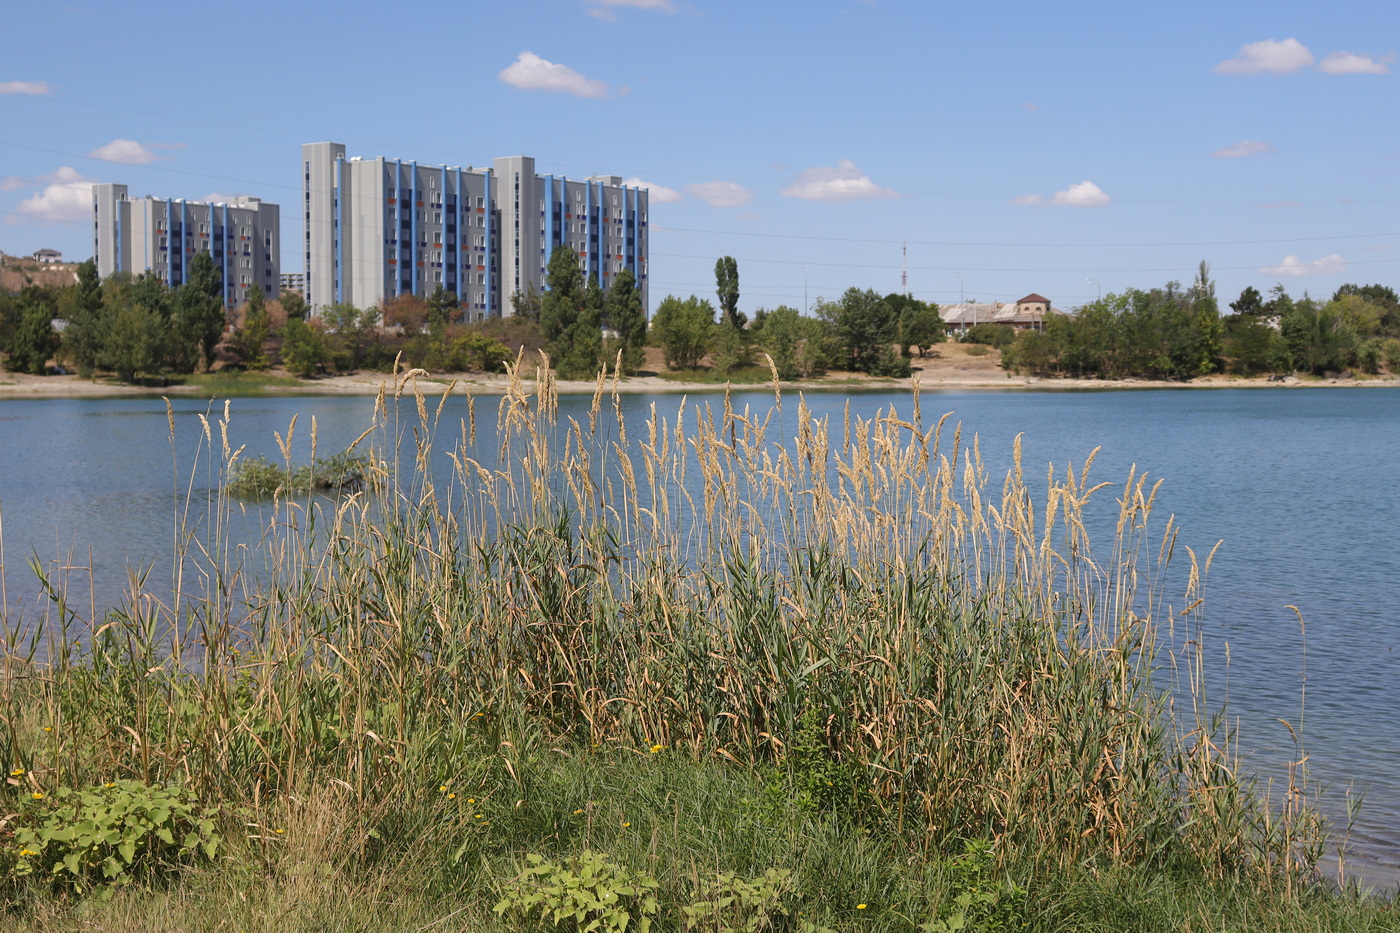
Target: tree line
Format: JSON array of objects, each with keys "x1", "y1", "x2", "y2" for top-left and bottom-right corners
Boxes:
[
  {"x1": 643, "y1": 255, "x2": 945, "y2": 381},
  {"x1": 0, "y1": 255, "x2": 516, "y2": 382},
  {"x1": 999, "y1": 263, "x2": 1400, "y2": 379}
]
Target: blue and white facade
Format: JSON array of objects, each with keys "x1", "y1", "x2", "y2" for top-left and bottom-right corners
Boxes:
[
  {"x1": 303, "y1": 143, "x2": 647, "y2": 318},
  {"x1": 495, "y1": 155, "x2": 649, "y2": 317},
  {"x1": 93, "y1": 183, "x2": 280, "y2": 307}
]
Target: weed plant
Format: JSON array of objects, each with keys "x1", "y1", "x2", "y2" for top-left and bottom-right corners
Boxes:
[{"x1": 0, "y1": 359, "x2": 1392, "y2": 930}]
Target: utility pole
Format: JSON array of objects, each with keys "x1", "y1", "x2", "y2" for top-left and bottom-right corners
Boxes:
[{"x1": 901, "y1": 242, "x2": 907, "y2": 295}]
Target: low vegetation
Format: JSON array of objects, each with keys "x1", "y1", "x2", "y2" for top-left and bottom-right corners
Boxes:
[
  {"x1": 1001, "y1": 267, "x2": 1400, "y2": 380},
  {"x1": 1, "y1": 361, "x2": 1395, "y2": 930}
]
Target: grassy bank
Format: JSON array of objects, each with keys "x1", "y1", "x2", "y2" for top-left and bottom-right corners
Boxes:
[{"x1": 0, "y1": 364, "x2": 1393, "y2": 930}]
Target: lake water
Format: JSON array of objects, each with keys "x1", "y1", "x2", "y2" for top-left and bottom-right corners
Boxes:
[{"x1": 1, "y1": 385, "x2": 1397, "y2": 888}]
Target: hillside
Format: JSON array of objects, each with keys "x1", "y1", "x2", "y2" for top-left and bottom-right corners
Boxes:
[{"x1": 0, "y1": 250, "x2": 80, "y2": 293}]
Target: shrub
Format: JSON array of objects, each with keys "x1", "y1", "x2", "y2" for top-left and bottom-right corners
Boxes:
[
  {"x1": 227, "y1": 450, "x2": 375, "y2": 497},
  {"x1": 495, "y1": 850, "x2": 659, "y2": 933},
  {"x1": 13, "y1": 780, "x2": 222, "y2": 897},
  {"x1": 960, "y1": 323, "x2": 1016, "y2": 349}
]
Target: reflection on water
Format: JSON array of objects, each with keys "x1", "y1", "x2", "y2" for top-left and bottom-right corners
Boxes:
[{"x1": 1, "y1": 386, "x2": 1397, "y2": 888}]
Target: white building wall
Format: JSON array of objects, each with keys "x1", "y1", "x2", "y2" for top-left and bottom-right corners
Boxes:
[
  {"x1": 92, "y1": 185, "x2": 279, "y2": 306},
  {"x1": 302, "y1": 142, "x2": 344, "y2": 311},
  {"x1": 305, "y1": 143, "x2": 645, "y2": 319}
]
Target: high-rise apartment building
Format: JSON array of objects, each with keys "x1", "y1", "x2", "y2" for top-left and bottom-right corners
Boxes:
[
  {"x1": 301, "y1": 143, "x2": 648, "y2": 318},
  {"x1": 92, "y1": 183, "x2": 280, "y2": 306}
]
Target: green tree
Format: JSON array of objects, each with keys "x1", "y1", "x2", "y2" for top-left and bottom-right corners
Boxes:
[
  {"x1": 100, "y1": 271, "x2": 171, "y2": 382},
  {"x1": 893, "y1": 295, "x2": 944, "y2": 357},
  {"x1": 1332, "y1": 283, "x2": 1400, "y2": 336},
  {"x1": 649, "y1": 295, "x2": 715, "y2": 370},
  {"x1": 1279, "y1": 297, "x2": 1358, "y2": 375},
  {"x1": 602, "y1": 267, "x2": 647, "y2": 375},
  {"x1": 444, "y1": 331, "x2": 512, "y2": 372},
  {"x1": 280, "y1": 317, "x2": 330, "y2": 377},
  {"x1": 320, "y1": 302, "x2": 381, "y2": 370},
  {"x1": 61, "y1": 260, "x2": 107, "y2": 377},
  {"x1": 234, "y1": 286, "x2": 271, "y2": 369},
  {"x1": 0, "y1": 292, "x2": 14, "y2": 358},
  {"x1": 715, "y1": 255, "x2": 745, "y2": 329},
  {"x1": 1229, "y1": 285, "x2": 1266, "y2": 318},
  {"x1": 426, "y1": 286, "x2": 461, "y2": 330},
  {"x1": 758, "y1": 305, "x2": 827, "y2": 379},
  {"x1": 540, "y1": 247, "x2": 603, "y2": 378},
  {"x1": 1188, "y1": 262, "x2": 1223, "y2": 376},
  {"x1": 556, "y1": 274, "x2": 604, "y2": 378},
  {"x1": 1223, "y1": 315, "x2": 1284, "y2": 375},
  {"x1": 171, "y1": 252, "x2": 226, "y2": 372},
  {"x1": 1, "y1": 287, "x2": 60, "y2": 375},
  {"x1": 279, "y1": 289, "x2": 307, "y2": 323},
  {"x1": 816, "y1": 287, "x2": 901, "y2": 373},
  {"x1": 510, "y1": 288, "x2": 542, "y2": 323}
]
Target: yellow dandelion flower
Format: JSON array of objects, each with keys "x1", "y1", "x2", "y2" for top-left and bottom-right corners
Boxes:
[
  {"x1": 439, "y1": 785, "x2": 448, "y2": 793},
  {"x1": 622, "y1": 821, "x2": 631, "y2": 828},
  {"x1": 448, "y1": 793, "x2": 456, "y2": 800},
  {"x1": 474, "y1": 813, "x2": 484, "y2": 819},
  {"x1": 649, "y1": 744, "x2": 664, "y2": 754},
  {"x1": 857, "y1": 903, "x2": 867, "y2": 910},
  {"x1": 574, "y1": 809, "x2": 584, "y2": 815},
  {"x1": 31, "y1": 792, "x2": 44, "y2": 800},
  {"x1": 42, "y1": 726, "x2": 52, "y2": 733},
  {"x1": 467, "y1": 798, "x2": 476, "y2": 804},
  {"x1": 10, "y1": 768, "x2": 23, "y2": 777},
  {"x1": 274, "y1": 829, "x2": 284, "y2": 835},
  {"x1": 19, "y1": 849, "x2": 34, "y2": 858}
]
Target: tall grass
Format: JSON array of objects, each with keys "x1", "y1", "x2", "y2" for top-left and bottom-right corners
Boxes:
[{"x1": 0, "y1": 358, "x2": 1352, "y2": 924}]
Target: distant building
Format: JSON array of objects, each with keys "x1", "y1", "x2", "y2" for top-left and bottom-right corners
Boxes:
[
  {"x1": 279, "y1": 271, "x2": 305, "y2": 294},
  {"x1": 92, "y1": 183, "x2": 280, "y2": 306},
  {"x1": 301, "y1": 142, "x2": 648, "y2": 318},
  {"x1": 941, "y1": 293, "x2": 1059, "y2": 332},
  {"x1": 31, "y1": 248, "x2": 62, "y2": 263}
]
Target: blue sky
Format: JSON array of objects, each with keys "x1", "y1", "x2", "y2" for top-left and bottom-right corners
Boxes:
[{"x1": 2, "y1": 0, "x2": 1396, "y2": 312}]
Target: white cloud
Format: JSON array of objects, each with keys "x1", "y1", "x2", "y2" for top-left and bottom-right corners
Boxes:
[
  {"x1": 498, "y1": 51, "x2": 613, "y2": 98},
  {"x1": 1212, "y1": 140, "x2": 1274, "y2": 159},
  {"x1": 1258, "y1": 254, "x2": 1347, "y2": 277},
  {"x1": 1318, "y1": 51, "x2": 1390, "y2": 75},
  {"x1": 780, "y1": 160, "x2": 898, "y2": 202},
  {"x1": 1012, "y1": 180, "x2": 1111, "y2": 208},
  {"x1": 585, "y1": 0, "x2": 674, "y2": 19},
  {"x1": 1214, "y1": 38, "x2": 1314, "y2": 75},
  {"x1": 88, "y1": 139, "x2": 158, "y2": 165},
  {"x1": 8, "y1": 166, "x2": 98, "y2": 224},
  {"x1": 0, "y1": 80, "x2": 51, "y2": 95},
  {"x1": 684, "y1": 180, "x2": 753, "y2": 208},
  {"x1": 621, "y1": 176, "x2": 683, "y2": 203}
]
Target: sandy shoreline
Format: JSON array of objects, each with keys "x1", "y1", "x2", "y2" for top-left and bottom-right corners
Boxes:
[{"x1": 1, "y1": 364, "x2": 1396, "y2": 400}]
